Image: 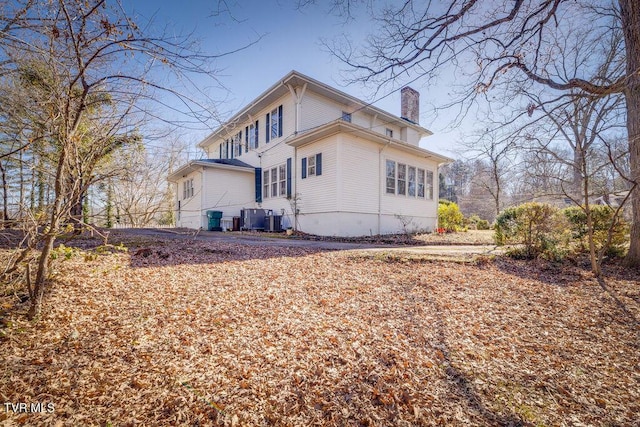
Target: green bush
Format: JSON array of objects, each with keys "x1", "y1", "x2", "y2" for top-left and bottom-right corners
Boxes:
[
  {"x1": 562, "y1": 205, "x2": 628, "y2": 257},
  {"x1": 494, "y1": 202, "x2": 568, "y2": 259},
  {"x1": 466, "y1": 214, "x2": 491, "y2": 230},
  {"x1": 438, "y1": 200, "x2": 464, "y2": 232}
]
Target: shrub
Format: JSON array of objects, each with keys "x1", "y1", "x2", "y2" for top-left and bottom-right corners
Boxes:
[
  {"x1": 466, "y1": 214, "x2": 491, "y2": 230},
  {"x1": 562, "y1": 205, "x2": 628, "y2": 257},
  {"x1": 494, "y1": 202, "x2": 568, "y2": 259},
  {"x1": 438, "y1": 200, "x2": 464, "y2": 232}
]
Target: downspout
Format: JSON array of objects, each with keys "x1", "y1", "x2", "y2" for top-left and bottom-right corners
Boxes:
[
  {"x1": 378, "y1": 139, "x2": 391, "y2": 235},
  {"x1": 293, "y1": 145, "x2": 298, "y2": 231}
]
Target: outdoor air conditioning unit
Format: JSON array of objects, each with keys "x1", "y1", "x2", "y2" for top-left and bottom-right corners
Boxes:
[
  {"x1": 264, "y1": 215, "x2": 283, "y2": 232},
  {"x1": 241, "y1": 208, "x2": 266, "y2": 230}
]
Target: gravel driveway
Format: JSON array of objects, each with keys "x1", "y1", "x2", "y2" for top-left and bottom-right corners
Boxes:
[{"x1": 109, "y1": 228, "x2": 504, "y2": 259}]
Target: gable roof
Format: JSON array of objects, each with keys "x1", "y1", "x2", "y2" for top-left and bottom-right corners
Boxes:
[
  {"x1": 198, "y1": 70, "x2": 432, "y2": 149},
  {"x1": 167, "y1": 158, "x2": 255, "y2": 182}
]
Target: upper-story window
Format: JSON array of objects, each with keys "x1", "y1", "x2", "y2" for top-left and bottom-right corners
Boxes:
[
  {"x1": 385, "y1": 128, "x2": 393, "y2": 138},
  {"x1": 233, "y1": 131, "x2": 242, "y2": 158},
  {"x1": 245, "y1": 121, "x2": 258, "y2": 150},
  {"x1": 342, "y1": 111, "x2": 352, "y2": 122},
  {"x1": 266, "y1": 105, "x2": 283, "y2": 143}
]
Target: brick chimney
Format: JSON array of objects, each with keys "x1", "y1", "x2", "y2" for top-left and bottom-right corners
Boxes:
[{"x1": 401, "y1": 86, "x2": 420, "y2": 124}]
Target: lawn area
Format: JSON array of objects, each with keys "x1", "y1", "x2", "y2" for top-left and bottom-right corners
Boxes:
[{"x1": 1, "y1": 237, "x2": 638, "y2": 426}]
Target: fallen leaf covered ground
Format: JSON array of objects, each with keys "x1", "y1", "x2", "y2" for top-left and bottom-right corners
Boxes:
[{"x1": 0, "y1": 236, "x2": 638, "y2": 426}]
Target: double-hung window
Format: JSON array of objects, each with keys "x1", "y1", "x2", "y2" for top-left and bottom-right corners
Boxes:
[
  {"x1": 263, "y1": 170, "x2": 270, "y2": 199},
  {"x1": 182, "y1": 178, "x2": 194, "y2": 199},
  {"x1": 233, "y1": 131, "x2": 242, "y2": 157},
  {"x1": 263, "y1": 163, "x2": 289, "y2": 198},
  {"x1": 386, "y1": 160, "x2": 396, "y2": 194},
  {"x1": 301, "y1": 153, "x2": 322, "y2": 179},
  {"x1": 417, "y1": 169, "x2": 425, "y2": 198},
  {"x1": 249, "y1": 122, "x2": 258, "y2": 149},
  {"x1": 397, "y1": 163, "x2": 406, "y2": 196},
  {"x1": 279, "y1": 164, "x2": 287, "y2": 196},
  {"x1": 386, "y1": 159, "x2": 432, "y2": 200},
  {"x1": 266, "y1": 105, "x2": 283, "y2": 142},
  {"x1": 426, "y1": 171, "x2": 434, "y2": 200},
  {"x1": 408, "y1": 166, "x2": 416, "y2": 197},
  {"x1": 271, "y1": 168, "x2": 278, "y2": 197}
]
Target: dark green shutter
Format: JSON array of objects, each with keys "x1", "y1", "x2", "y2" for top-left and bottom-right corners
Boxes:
[
  {"x1": 255, "y1": 168, "x2": 262, "y2": 203},
  {"x1": 265, "y1": 113, "x2": 270, "y2": 143},
  {"x1": 219, "y1": 143, "x2": 222, "y2": 158},
  {"x1": 278, "y1": 105, "x2": 283, "y2": 137},
  {"x1": 286, "y1": 157, "x2": 292, "y2": 197},
  {"x1": 301, "y1": 157, "x2": 307, "y2": 179},
  {"x1": 316, "y1": 153, "x2": 322, "y2": 176},
  {"x1": 245, "y1": 126, "x2": 249, "y2": 152}
]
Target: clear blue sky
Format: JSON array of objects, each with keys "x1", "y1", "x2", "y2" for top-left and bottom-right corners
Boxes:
[{"x1": 124, "y1": 0, "x2": 467, "y2": 156}]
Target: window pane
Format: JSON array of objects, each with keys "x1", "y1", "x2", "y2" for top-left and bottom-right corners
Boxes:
[
  {"x1": 263, "y1": 170, "x2": 269, "y2": 198},
  {"x1": 408, "y1": 166, "x2": 416, "y2": 197},
  {"x1": 249, "y1": 124, "x2": 256, "y2": 149},
  {"x1": 271, "y1": 108, "x2": 279, "y2": 138},
  {"x1": 386, "y1": 160, "x2": 395, "y2": 194},
  {"x1": 417, "y1": 169, "x2": 425, "y2": 198},
  {"x1": 397, "y1": 164, "x2": 406, "y2": 195},
  {"x1": 308, "y1": 155, "x2": 315, "y2": 176}
]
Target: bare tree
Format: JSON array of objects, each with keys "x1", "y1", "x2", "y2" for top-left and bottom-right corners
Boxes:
[
  {"x1": 459, "y1": 129, "x2": 516, "y2": 220},
  {"x1": 0, "y1": 0, "x2": 232, "y2": 318},
  {"x1": 317, "y1": 0, "x2": 640, "y2": 267}
]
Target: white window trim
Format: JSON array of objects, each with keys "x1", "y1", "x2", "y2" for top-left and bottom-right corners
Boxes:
[
  {"x1": 307, "y1": 155, "x2": 316, "y2": 177},
  {"x1": 385, "y1": 159, "x2": 433, "y2": 200},
  {"x1": 263, "y1": 163, "x2": 287, "y2": 198}
]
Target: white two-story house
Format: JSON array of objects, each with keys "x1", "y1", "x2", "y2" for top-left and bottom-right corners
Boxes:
[{"x1": 168, "y1": 70, "x2": 452, "y2": 236}]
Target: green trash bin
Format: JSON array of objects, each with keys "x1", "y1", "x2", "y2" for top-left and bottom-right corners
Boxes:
[{"x1": 206, "y1": 210, "x2": 223, "y2": 231}]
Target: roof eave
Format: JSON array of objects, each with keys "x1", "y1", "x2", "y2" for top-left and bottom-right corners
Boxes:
[
  {"x1": 167, "y1": 160, "x2": 255, "y2": 182},
  {"x1": 198, "y1": 70, "x2": 433, "y2": 148},
  {"x1": 287, "y1": 121, "x2": 452, "y2": 164}
]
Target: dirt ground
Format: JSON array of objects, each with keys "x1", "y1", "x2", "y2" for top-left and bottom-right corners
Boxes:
[{"x1": 0, "y1": 231, "x2": 638, "y2": 426}]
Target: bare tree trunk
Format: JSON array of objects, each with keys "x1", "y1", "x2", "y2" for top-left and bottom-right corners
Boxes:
[
  {"x1": 620, "y1": 0, "x2": 640, "y2": 267},
  {"x1": 19, "y1": 149, "x2": 24, "y2": 219},
  {"x1": 0, "y1": 160, "x2": 8, "y2": 225},
  {"x1": 28, "y1": 142, "x2": 67, "y2": 319}
]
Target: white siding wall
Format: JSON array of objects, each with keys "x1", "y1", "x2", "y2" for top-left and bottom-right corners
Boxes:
[
  {"x1": 299, "y1": 92, "x2": 343, "y2": 131},
  {"x1": 337, "y1": 135, "x2": 379, "y2": 213},
  {"x1": 176, "y1": 170, "x2": 203, "y2": 229},
  {"x1": 201, "y1": 168, "x2": 255, "y2": 220},
  {"x1": 296, "y1": 136, "x2": 339, "y2": 214}
]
